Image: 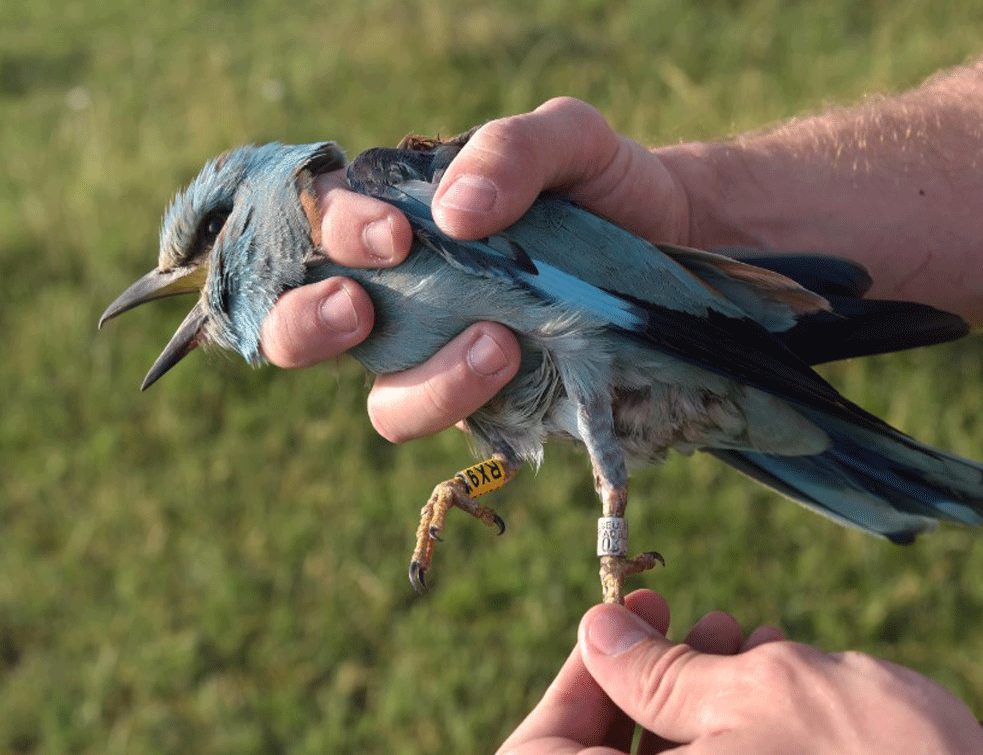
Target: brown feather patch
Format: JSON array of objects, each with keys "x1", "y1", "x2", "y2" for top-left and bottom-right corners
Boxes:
[{"x1": 658, "y1": 244, "x2": 831, "y2": 315}]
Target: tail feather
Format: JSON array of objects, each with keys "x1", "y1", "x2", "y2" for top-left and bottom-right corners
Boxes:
[{"x1": 708, "y1": 410, "x2": 983, "y2": 543}]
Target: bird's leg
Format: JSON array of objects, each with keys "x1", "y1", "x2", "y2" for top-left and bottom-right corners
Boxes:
[
  {"x1": 577, "y1": 397, "x2": 663, "y2": 604},
  {"x1": 410, "y1": 453, "x2": 520, "y2": 592}
]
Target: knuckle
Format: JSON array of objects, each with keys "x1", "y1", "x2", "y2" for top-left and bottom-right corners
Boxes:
[
  {"x1": 470, "y1": 115, "x2": 542, "y2": 173},
  {"x1": 538, "y1": 95, "x2": 601, "y2": 123},
  {"x1": 631, "y1": 643, "x2": 698, "y2": 722},
  {"x1": 833, "y1": 649, "x2": 887, "y2": 679},
  {"x1": 739, "y1": 641, "x2": 819, "y2": 697},
  {"x1": 420, "y1": 366, "x2": 466, "y2": 425}
]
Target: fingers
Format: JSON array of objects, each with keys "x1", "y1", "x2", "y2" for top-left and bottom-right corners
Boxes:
[
  {"x1": 366, "y1": 322, "x2": 521, "y2": 443},
  {"x1": 260, "y1": 277, "x2": 375, "y2": 368},
  {"x1": 263, "y1": 174, "x2": 521, "y2": 439},
  {"x1": 260, "y1": 171, "x2": 411, "y2": 367},
  {"x1": 683, "y1": 611, "x2": 744, "y2": 655},
  {"x1": 634, "y1": 611, "x2": 746, "y2": 754},
  {"x1": 742, "y1": 624, "x2": 786, "y2": 651},
  {"x1": 433, "y1": 96, "x2": 690, "y2": 245},
  {"x1": 312, "y1": 171, "x2": 413, "y2": 267},
  {"x1": 263, "y1": 289, "x2": 521, "y2": 442},
  {"x1": 432, "y1": 97, "x2": 623, "y2": 239},
  {"x1": 496, "y1": 591, "x2": 672, "y2": 755},
  {"x1": 578, "y1": 603, "x2": 724, "y2": 744},
  {"x1": 495, "y1": 643, "x2": 627, "y2": 755},
  {"x1": 623, "y1": 590, "x2": 671, "y2": 636},
  {"x1": 266, "y1": 99, "x2": 686, "y2": 443}
]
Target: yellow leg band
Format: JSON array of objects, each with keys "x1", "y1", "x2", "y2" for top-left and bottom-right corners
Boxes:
[{"x1": 456, "y1": 459, "x2": 509, "y2": 497}]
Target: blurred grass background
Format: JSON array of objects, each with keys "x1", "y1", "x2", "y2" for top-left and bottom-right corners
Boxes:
[{"x1": 3, "y1": 0, "x2": 983, "y2": 752}]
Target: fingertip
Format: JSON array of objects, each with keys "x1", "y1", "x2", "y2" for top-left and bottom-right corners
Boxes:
[
  {"x1": 360, "y1": 211, "x2": 412, "y2": 265},
  {"x1": 432, "y1": 98, "x2": 624, "y2": 242},
  {"x1": 431, "y1": 172, "x2": 506, "y2": 240},
  {"x1": 579, "y1": 603, "x2": 661, "y2": 659},
  {"x1": 623, "y1": 590, "x2": 671, "y2": 636},
  {"x1": 317, "y1": 175, "x2": 413, "y2": 266},
  {"x1": 742, "y1": 625, "x2": 786, "y2": 651},
  {"x1": 684, "y1": 611, "x2": 744, "y2": 655},
  {"x1": 465, "y1": 322, "x2": 518, "y2": 377},
  {"x1": 366, "y1": 322, "x2": 520, "y2": 443},
  {"x1": 431, "y1": 116, "x2": 544, "y2": 239},
  {"x1": 260, "y1": 277, "x2": 374, "y2": 368}
]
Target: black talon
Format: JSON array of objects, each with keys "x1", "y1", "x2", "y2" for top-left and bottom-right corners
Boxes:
[
  {"x1": 494, "y1": 514, "x2": 506, "y2": 535},
  {"x1": 409, "y1": 561, "x2": 428, "y2": 593},
  {"x1": 645, "y1": 550, "x2": 666, "y2": 567},
  {"x1": 428, "y1": 525, "x2": 443, "y2": 542}
]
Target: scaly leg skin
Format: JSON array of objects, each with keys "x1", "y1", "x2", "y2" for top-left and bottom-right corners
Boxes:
[
  {"x1": 409, "y1": 455, "x2": 518, "y2": 592},
  {"x1": 577, "y1": 398, "x2": 663, "y2": 604}
]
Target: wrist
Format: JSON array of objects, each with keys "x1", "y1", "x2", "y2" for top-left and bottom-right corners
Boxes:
[{"x1": 651, "y1": 139, "x2": 768, "y2": 251}]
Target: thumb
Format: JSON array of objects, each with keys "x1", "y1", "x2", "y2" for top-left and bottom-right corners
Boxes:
[
  {"x1": 432, "y1": 98, "x2": 621, "y2": 240},
  {"x1": 578, "y1": 603, "x2": 723, "y2": 744}
]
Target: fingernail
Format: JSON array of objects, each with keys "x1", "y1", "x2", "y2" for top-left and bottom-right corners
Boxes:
[
  {"x1": 587, "y1": 609, "x2": 655, "y2": 656},
  {"x1": 363, "y1": 217, "x2": 395, "y2": 262},
  {"x1": 437, "y1": 174, "x2": 497, "y2": 213},
  {"x1": 467, "y1": 333, "x2": 508, "y2": 376},
  {"x1": 319, "y1": 286, "x2": 359, "y2": 334}
]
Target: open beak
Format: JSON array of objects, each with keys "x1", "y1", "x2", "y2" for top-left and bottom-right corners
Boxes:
[
  {"x1": 141, "y1": 300, "x2": 208, "y2": 390},
  {"x1": 98, "y1": 265, "x2": 208, "y2": 328},
  {"x1": 99, "y1": 265, "x2": 210, "y2": 390}
]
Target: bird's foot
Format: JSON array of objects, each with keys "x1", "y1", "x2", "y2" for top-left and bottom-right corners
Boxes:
[
  {"x1": 597, "y1": 515, "x2": 663, "y2": 603},
  {"x1": 409, "y1": 460, "x2": 511, "y2": 592},
  {"x1": 599, "y1": 552, "x2": 665, "y2": 605}
]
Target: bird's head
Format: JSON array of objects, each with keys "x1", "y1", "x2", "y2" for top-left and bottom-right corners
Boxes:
[{"x1": 99, "y1": 141, "x2": 346, "y2": 389}]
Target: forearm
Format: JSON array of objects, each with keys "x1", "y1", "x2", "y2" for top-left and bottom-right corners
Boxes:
[{"x1": 657, "y1": 62, "x2": 983, "y2": 323}]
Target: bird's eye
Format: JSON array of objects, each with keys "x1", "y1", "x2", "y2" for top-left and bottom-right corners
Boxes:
[
  {"x1": 201, "y1": 209, "x2": 230, "y2": 246},
  {"x1": 206, "y1": 216, "x2": 224, "y2": 236}
]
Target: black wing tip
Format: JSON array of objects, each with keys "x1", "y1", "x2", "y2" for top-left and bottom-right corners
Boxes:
[
  {"x1": 780, "y1": 297, "x2": 970, "y2": 366},
  {"x1": 886, "y1": 530, "x2": 918, "y2": 545}
]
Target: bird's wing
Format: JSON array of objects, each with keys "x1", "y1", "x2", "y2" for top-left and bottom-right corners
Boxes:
[
  {"x1": 648, "y1": 245, "x2": 830, "y2": 332},
  {"x1": 344, "y1": 148, "x2": 910, "y2": 434},
  {"x1": 711, "y1": 249, "x2": 873, "y2": 297}
]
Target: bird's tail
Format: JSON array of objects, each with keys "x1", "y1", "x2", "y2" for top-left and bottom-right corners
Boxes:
[{"x1": 708, "y1": 410, "x2": 983, "y2": 542}]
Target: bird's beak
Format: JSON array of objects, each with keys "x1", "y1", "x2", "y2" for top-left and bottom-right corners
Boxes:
[
  {"x1": 99, "y1": 265, "x2": 210, "y2": 390},
  {"x1": 98, "y1": 265, "x2": 208, "y2": 328},
  {"x1": 141, "y1": 299, "x2": 208, "y2": 391}
]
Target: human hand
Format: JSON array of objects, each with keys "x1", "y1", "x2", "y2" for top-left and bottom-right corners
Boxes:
[
  {"x1": 261, "y1": 98, "x2": 691, "y2": 441},
  {"x1": 500, "y1": 591, "x2": 983, "y2": 754}
]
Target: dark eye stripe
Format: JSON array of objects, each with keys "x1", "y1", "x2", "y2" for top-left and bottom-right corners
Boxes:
[{"x1": 196, "y1": 208, "x2": 231, "y2": 257}]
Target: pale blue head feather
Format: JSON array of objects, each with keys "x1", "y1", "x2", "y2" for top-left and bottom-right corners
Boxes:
[{"x1": 159, "y1": 142, "x2": 345, "y2": 363}]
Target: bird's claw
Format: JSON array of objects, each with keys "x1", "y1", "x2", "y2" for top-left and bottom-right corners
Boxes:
[
  {"x1": 409, "y1": 561, "x2": 427, "y2": 593},
  {"x1": 408, "y1": 475, "x2": 507, "y2": 594},
  {"x1": 493, "y1": 514, "x2": 506, "y2": 536},
  {"x1": 645, "y1": 550, "x2": 666, "y2": 568}
]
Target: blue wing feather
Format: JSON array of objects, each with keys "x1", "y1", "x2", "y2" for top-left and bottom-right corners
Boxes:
[
  {"x1": 345, "y1": 144, "x2": 983, "y2": 543},
  {"x1": 347, "y1": 148, "x2": 901, "y2": 430}
]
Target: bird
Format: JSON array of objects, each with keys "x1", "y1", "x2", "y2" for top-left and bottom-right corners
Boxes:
[{"x1": 100, "y1": 131, "x2": 983, "y2": 604}]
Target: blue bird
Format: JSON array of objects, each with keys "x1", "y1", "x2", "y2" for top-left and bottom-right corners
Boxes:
[{"x1": 100, "y1": 132, "x2": 983, "y2": 603}]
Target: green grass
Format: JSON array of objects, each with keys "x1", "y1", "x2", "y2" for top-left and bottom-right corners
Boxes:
[{"x1": 3, "y1": 0, "x2": 983, "y2": 752}]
